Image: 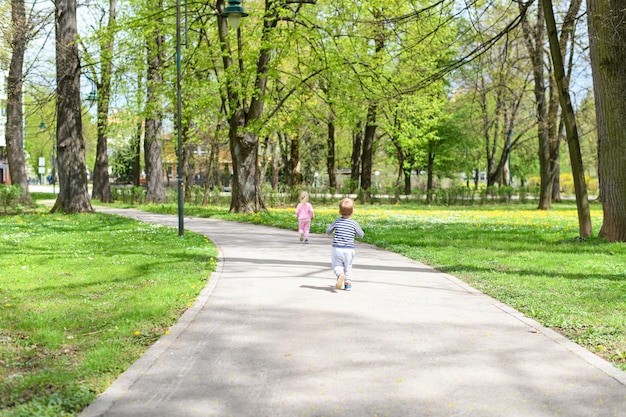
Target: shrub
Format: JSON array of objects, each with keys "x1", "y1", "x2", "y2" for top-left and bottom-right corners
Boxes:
[
  {"x1": 0, "y1": 185, "x2": 22, "y2": 212},
  {"x1": 111, "y1": 186, "x2": 146, "y2": 205}
]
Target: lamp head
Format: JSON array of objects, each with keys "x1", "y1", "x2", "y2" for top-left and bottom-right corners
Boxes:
[
  {"x1": 87, "y1": 90, "x2": 98, "y2": 102},
  {"x1": 223, "y1": 0, "x2": 248, "y2": 29}
]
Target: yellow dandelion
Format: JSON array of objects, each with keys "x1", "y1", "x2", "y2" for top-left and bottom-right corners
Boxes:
[{"x1": 134, "y1": 330, "x2": 141, "y2": 336}]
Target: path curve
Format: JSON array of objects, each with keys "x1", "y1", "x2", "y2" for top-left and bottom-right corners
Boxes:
[{"x1": 80, "y1": 208, "x2": 626, "y2": 417}]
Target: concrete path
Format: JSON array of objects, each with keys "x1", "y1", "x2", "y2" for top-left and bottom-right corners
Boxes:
[{"x1": 80, "y1": 208, "x2": 626, "y2": 417}]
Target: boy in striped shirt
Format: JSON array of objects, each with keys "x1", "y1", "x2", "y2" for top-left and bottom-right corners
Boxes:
[{"x1": 326, "y1": 198, "x2": 364, "y2": 291}]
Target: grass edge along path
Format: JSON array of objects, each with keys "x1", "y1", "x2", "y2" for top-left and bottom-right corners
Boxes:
[
  {"x1": 0, "y1": 212, "x2": 217, "y2": 417},
  {"x1": 140, "y1": 201, "x2": 626, "y2": 373}
]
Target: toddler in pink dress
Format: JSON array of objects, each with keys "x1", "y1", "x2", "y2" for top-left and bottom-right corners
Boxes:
[{"x1": 295, "y1": 191, "x2": 314, "y2": 243}]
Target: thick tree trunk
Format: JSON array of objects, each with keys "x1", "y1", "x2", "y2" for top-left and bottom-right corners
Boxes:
[
  {"x1": 543, "y1": 0, "x2": 592, "y2": 237},
  {"x1": 144, "y1": 121, "x2": 166, "y2": 203},
  {"x1": 5, "y1": 0, "x2": 31, "y2": 204},
  {"x1": 91, "y1": 0, "x2": 116, "y2": 203},
  {"x1": 229, "y1": 110, "x2": 263, "y2": 213},
  {"x1": 587, "y1": 0, "x2": 626, "y2": 241},
  {"x1": 144, "y1": 19, "x2": 166, "y2": 204},
  {"x1": 52, "y1": 0, "x2": 92, "y2": 213}
]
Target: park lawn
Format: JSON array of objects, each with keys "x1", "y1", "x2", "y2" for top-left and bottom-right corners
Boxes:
[
  {"x1": 0, "y1": 213, "x2": 217, "y2": 417},
  {"x1": 144, "y1": 201, "x2": 626, "y2": 371}
]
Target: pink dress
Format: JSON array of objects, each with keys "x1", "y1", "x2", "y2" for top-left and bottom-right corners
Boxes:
[{"x1": 295, "y1": 202, "x2": 314, "y2": 241}]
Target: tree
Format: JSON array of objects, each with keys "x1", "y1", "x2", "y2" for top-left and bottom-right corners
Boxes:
[
  {"x1": 143, "y1": 0, "x2": 167, "y2": 204},
  {"x1": 5, "y1": 0, "x2": 31, "y2": 204},
  {"x1": 88, "y1": 0, "x2": 117, "y2": 203},
  {"x1": 52, "y1": 0, "x2": 93, "y2": 213},
  {"x1": 586, "y1": 0, "x2": 626, "y2": 241},
  {"x1": 541, "y1": 0, "x2": 591, "y2": 238},
  {"x1": 215, "y1": 0, "x2": 317, "y2": 213},
  {"x1": 521, "y1": 0, "x2": 583, "y2": 209}
]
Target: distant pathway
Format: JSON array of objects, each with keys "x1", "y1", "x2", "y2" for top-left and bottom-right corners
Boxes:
[{"x1": 80, "y1": 208, "x2": 626, "y2": 417}]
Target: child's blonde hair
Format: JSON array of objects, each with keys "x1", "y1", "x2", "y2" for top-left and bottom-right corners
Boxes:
[
  {"x1": 299, "y1": 191, "x2": 309, "y2": 203},
  {"x1": 339, "y1": 198, "x2": 354, "y2": 216}
]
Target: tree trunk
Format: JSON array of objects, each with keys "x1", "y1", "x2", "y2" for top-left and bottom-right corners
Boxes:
[
  {"x1": 426, "y1": 149, "x2": 435, "y2": 202},
  {"x1": 392, "y1": 132, "x2": 404, "y2": 195},
  {"x1": 327, "y1": 118, "x2": 336, "y2": 193},
  {"x1": 144, "y1": 18, "x2": 166, "y2": 204},
  {"x1": 202, "y1": 128, "x2": 222, "y2": 205},
  {"x1": 52, "y1": 0, "x2": 92, "y2": 213},
  {"x1": 360, "y1": 103, "x2": 377, "y2": 202},
  {"x1": 549, "y1": 0, "x2": 582, "y2": 204},
  {"x1": 350, "y1": 122, "x2": 362, "y2": 193},
  {"x1": 521, "y1": 4, "x2": 552, "y2": 209},
  {"x1": 547, "y1": 74, "x2": 561, "y2": 202},
  {"x1": 404, "y1": 170, "x2": 411, "y2": 196},
  {"x1": 289, "y1": 133, "x2": 301, "y2": 186},
  {"x1": 5, "y1": 0, "x2": 31, "y2": 204},
  {"x1": 271, "y1": 135, "x2": 279, "y2": 191},
  {"x1": 91, "y1": 0, "x2": 116, "y2": 203},
  {"x1": 587, "y1": 0, "x2": 626, "y2": 241},
  {"x1": 481, "y1": 76, "x2": 502, "y2": 188},
  {"x1": 229, "y1": 110, "x2": 264, "y2": 213},
  {"x1": 543, "y1": 0, "x2": 592, "y2": 237},
  {"x1": 132, "y1": 118, "x2": 142, "y2": 186},
  {"x1": 132, "y1": 75, "x2": 143, "y2": 187}
]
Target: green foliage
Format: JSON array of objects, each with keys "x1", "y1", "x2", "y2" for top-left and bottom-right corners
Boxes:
[
  {"x1": 109, "y1": 142, "x2": 138, "y2": 184},
  {"x1": 111, "y1": 186, "x2": 146, "y2": 205},
  {"x1": 0, "y1": 185, "x2": 23, "y2": 212}
]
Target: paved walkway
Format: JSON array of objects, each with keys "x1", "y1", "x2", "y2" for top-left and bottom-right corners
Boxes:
[{"x1": 80, "y1": 208, "x2": 626, "y2": 417}]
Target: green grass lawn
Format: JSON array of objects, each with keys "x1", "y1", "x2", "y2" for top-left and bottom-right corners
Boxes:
[
  {"x1": 0, "y1": 213, "x2": 217, "y2": 416},
  {"x1": 1, "y1": 200, "x2": 625, "y2": 416}
]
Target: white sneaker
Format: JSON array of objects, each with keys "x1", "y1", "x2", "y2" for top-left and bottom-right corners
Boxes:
[
  {"x1": 299, "y1": 233, "x2": 304, "y2": 241},
  {"x1": 336, "y1": 274, "x2": 345, "y2": 290}
]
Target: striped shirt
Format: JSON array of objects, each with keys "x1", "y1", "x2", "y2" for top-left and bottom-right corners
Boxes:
[{"x1": 326, "y1": 217, "x2": 364, "y2": 248}]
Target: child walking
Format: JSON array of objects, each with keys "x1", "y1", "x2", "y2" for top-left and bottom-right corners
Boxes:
[
  {"x1": 295, "y1": 191, "x2": 314, "y2": 243},
  {"x1": 326, "y1": 198, "x2": 364, "y2": 291}
]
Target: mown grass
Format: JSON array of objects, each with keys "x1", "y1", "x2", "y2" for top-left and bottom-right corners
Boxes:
[
  {"x1": 0, "y1": 213, "x2": 217, "y2": 416},
  {"x1": 141, "y1": 201, "x2": 626, "y2": 371}
]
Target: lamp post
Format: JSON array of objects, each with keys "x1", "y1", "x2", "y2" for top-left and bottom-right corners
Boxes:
[
  {"x1": 176, "y1": 0, "x2": 184, "y2": 236},
  {"x1": 173, "y1": 0, "x2": 247, "y2": 236}
]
